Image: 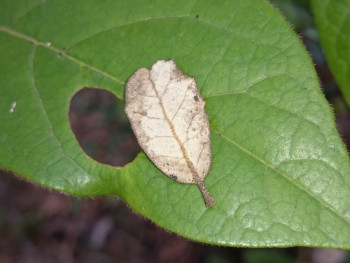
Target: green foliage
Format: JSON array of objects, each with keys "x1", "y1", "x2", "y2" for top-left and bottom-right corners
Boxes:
[
  {"x1": 311, "y1": 0, "x2": 350, "y2": 106},
  {"x1": 0, "y1": 0, "x2": 349, "y2": 248}
]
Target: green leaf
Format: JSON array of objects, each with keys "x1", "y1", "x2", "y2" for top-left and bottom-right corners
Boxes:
[
  {"x1": 311, "y1": 0, "x2": 350, "y2": 106},
  {"x1": 1, "y1": 0, "x2": 350, "y2": 248}
]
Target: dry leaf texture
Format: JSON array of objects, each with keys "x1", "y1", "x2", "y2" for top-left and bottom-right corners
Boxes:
[{"x1": 125, "y1": 60, "x2": 214, "y2": 207}]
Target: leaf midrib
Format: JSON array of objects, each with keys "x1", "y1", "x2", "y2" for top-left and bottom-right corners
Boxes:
[
  {"x1": 212, "y1": 129, "x2": 350, "y2": 227},
  {"x1": 0, "y1": 25, "x2": 124, "y2": 87}
]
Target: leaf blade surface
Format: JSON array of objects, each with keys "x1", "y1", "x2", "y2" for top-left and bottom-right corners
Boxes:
[{"x1": 0, "y1": 0, "x2": 350, "y2": 248}]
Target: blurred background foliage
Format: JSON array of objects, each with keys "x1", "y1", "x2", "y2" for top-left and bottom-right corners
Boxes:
[{"x1": 1, "y1": 0, "x2": 349, "y2": 262}]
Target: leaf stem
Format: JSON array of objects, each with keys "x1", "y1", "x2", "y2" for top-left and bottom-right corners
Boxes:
[{"x1": 196, "y1": 181, "x2": 215, "y2": 207}]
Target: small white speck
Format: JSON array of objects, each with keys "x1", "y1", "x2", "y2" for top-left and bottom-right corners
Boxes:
[
  {"x1": 9, "y1": 101, "x2": 16, "y2": 113},
  {"x1": 45, "y1": 42, "x2": 51, "y2": 47}
]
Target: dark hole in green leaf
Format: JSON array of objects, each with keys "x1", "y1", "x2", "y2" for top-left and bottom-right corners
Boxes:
[{"x1": 68, "y1": 88, "x2": 141, "y2": 167}]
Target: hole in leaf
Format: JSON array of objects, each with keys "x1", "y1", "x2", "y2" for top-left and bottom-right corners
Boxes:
[{"x1": 69, "y1": 88, "x2": 141, "y2": 167}]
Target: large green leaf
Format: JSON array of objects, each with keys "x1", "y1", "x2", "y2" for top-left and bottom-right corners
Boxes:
[
  {"x1": 311, "y1": 0, "x2": 350, "y2": 106},
  {"x1": 1, "y1": 0, "x2": 350, "y2": 248}
]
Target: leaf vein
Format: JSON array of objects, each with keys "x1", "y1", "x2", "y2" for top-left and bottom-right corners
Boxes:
[{"x1": 213, "y1": 129, "x2": 350, "y2": 226}]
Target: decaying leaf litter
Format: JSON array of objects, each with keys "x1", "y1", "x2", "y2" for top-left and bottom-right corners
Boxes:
[{"x1": 125, "y1": 60, "x2": 215, "y2": 207}]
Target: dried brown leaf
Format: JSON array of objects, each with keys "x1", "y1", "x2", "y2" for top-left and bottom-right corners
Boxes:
[{"x1": 125, "y1": 60, "x2": 214, "y2": 207}]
